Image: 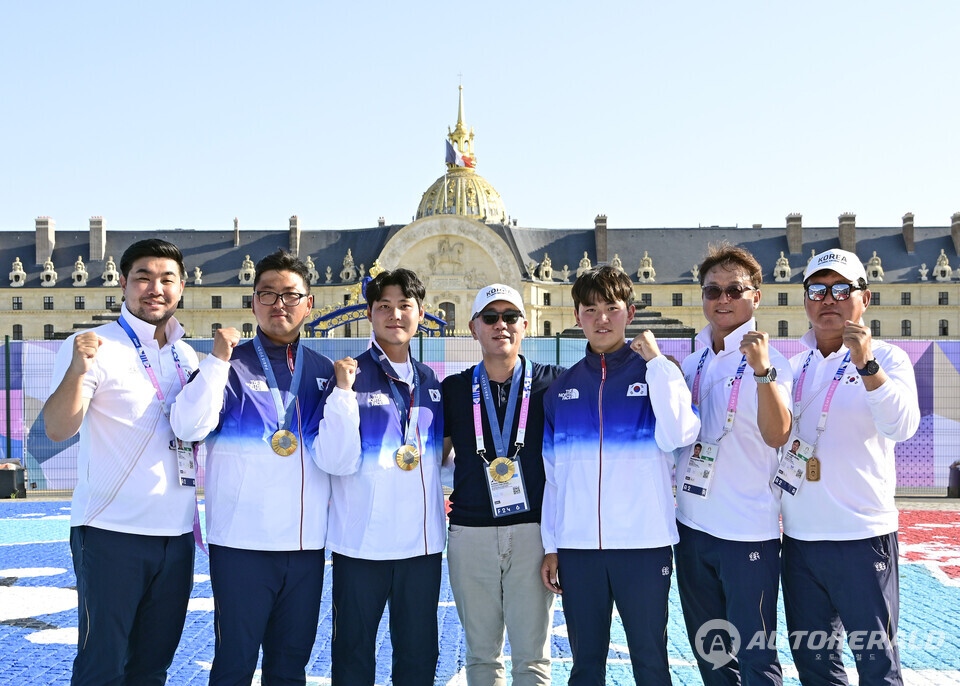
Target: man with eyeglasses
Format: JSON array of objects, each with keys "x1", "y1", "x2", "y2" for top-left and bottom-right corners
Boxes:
[
  {"x1": 171, "y1": 250, "x2": 334, "y2": 684},
  {"x1": 777, "y1": 249, "x2": 919, "y2": 685},
  {"x1": 674, "y1": 244, "x2": 792, "y2": 686},
  {"x1": 442, "y1": 284, "x2": 564, "y2": 686}
]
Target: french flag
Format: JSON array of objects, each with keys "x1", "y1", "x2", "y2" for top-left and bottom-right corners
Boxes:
[{"x1": 445, "y1": 140, "x2": 475, "y2": 168}]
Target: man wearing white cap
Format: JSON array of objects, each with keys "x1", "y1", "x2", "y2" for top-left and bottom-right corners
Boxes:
[
  {"x1": 442, "y1": 283, "x2": 564, "y2": 685},
  {"x1": 777, "y1": 248, "x2": 919, "y2": 685}
]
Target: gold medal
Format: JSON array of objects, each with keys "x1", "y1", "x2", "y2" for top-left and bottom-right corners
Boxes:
[
  {"x1": 488, "y1": 457, "x2": 515, "y2": 483},
  {"x1": 271, "y1": 429, "x2": 298, "y2": 456},
  {"x1": 396, "y1": 444, "x2": 421, "y2": 471},
  {"x1": 806, "y1": 456, "x2": 821, "y2": 482}
]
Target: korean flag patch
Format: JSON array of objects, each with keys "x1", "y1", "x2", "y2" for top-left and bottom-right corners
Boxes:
[
  {"x1": 317, "y1": 377, "x2": 329, "y2": 391},
  {"x1": 627, "y1": 382, "x2": 648, "y2": 397},
  {"x1": 725, "y1": 376, "x2": 736, "y2": 388},
  {"x1": 843, "y1": 374, "x2": 861, "y2": 386},
  {"x1": 429, "y1": 389, "x2": 441, "y2": 402}
]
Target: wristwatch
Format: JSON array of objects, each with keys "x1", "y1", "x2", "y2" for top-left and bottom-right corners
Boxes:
[
  {"x1": 754, "y1": 367, "x2": 777, "y2": 384},
  {"x1": 857, "y1": 359, "x2": 880, "y2": 376}
]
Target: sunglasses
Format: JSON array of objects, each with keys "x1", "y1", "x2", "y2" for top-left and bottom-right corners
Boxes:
[
  {"x1": 475, "y1": 310, "x2": 523, "y2": 325},
  {"x1": 805, "y1": 283, "x2": 862, "y2": 302},
  {"x1": 701, "y1": 284, "x2": 757, "y2": 301}
]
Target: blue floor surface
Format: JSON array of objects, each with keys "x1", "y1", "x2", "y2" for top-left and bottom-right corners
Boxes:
[{"x1": 1, "y1": 500, "x2": 958, "y2": 685}]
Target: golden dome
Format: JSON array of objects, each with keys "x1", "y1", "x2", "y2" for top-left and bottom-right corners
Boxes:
[{"x1": 415, "y1": 86, "x2": 508, "y2": 224}]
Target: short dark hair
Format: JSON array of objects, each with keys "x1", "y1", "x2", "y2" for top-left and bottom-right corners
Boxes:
[
  {"x1": 254, "y1": 250, "x2": 311, "y2": 291},
  {"x1": 571, "y1": 265, "x2": 634, "y2": 309},
  {"x1": 119, "y1": 239, "x2": 186, "y2": 280},
  {"x1": 365, "y1": 268, "x2": 426, "y2": 308},
  {"x1": 698, "y1": 243, "x2": 762, "y2": 288}
]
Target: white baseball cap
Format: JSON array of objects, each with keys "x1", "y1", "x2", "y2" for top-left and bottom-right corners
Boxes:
[
  {"x1": 803, "y1": 249, "x2": 868, "y2": 284},
  {"x1": 471, "y1": 284, "x2": 526, "y2": 319}
]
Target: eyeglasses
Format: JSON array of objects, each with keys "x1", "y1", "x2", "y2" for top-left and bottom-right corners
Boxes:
[
  {"x1": 474, "y1": 310, "x2": 523, "y2": 325},
  {"x1": 701, "y1": 284, "x2": 757, "y2": 301},
  {"x1": 255, "y1": 290, "x2": 309, "y2": 307},
  {"x1": 805, "y1": 283, "x2": 862, "y2": 302}
]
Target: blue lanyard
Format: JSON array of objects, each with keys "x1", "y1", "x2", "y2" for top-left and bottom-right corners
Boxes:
[
  {"x1": 252, "y1": 336, "x2": 304, "y2": 432},
  {"x1": 372, "y1": 346, "x2": 421, "y2": 447},
  {"x1": 117, "y1": 315, "x2": 187, "y2": 418},
  {"x1": 473, "y1": 358, "x2": 531, "y2": 459}
]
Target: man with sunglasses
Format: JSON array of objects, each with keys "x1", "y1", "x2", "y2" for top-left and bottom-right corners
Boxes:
[
  {"x1": 674, "y1": 244, "x2": 792, "y2": 686},
  {"x1": 171, "y1": 250, "x2": 334, "y2": 684},
  {"x1": 778, "y1": 249, "x2": 919, "y2": 685},
  {"x1": 442, "y1": 284, "x2": 564, "y2": 686}
]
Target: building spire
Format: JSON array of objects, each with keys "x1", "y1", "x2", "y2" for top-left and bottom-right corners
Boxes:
[{"x1": 447, "y1": 84, "x2": 475, "y2": 166}]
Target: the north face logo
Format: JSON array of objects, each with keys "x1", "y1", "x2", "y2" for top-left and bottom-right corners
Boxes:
[
  {"x1": 559, "y1": 388, "x2": 580, "y2": 401},
  {"x1": 749, "y1": 551, "x2": 760, "y2": 562},
  {"x1": 661, "y1": 566, "x2": 671, "y2": 576},
  {"x1": 246, "y1": 380, "x2": 269, "y2": 392},
  {"x1": 875, "y1": 561, "x2": 887, "y2": 572}
]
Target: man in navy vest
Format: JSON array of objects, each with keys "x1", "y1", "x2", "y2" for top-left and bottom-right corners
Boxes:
[{"x1": 171, "y1": 250, "x2": 334, "y2": 685}]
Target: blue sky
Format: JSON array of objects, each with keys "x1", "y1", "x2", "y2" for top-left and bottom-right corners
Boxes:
[{"x1": 1, "y1": 2, "x2": 957, "y2": 233}]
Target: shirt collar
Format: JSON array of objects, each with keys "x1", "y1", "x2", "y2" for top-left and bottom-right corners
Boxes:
[
  {"x1": 120, "y1": 302, "x2": 185, "y2": 348},
  {"x1": 695, "y1": 318, "x2": 757, "y2": 355},
  {"x1": 583, "y1": 341, "x2": 633, "y2": 369},
  {"x1": 255, "y1": 326, "x2": 299, "y2": 357}
]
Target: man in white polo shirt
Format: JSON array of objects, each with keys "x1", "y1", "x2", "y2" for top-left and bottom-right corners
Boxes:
[
  {"x1": 778, "y1": 248, "x2": 919, "y2": 685},
  {"x1": 675, "y1": 244, "x2": 792, "y2": 685},
  {"x1": 44, "y1": 239, "x2": 199, "y2": 685}
]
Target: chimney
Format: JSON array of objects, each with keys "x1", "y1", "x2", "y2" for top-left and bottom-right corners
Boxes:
[
  {"x1": 594, "y1": 214, "x2": 608, "y2": 263},
  {"x1": 89, "y1": 216, "x2": 105, "y2": 261},
  {"x1": 838, "y1": 212, "x2": 856, "y2": 254},
  {"x1": 378, "y1": 217, "x2": 385, "y2": 227},
  {"x1": 952, "y1": 212, "x2": 960, "y2": 255},
  {"x1": 786, "y1": 213, "x2": 803, "y2": 254},
  {"x1": 35, "y1": 216, "x2": 55, "y2": 265},
  {"x1": 901, "y1": 213, "x2": 915, "y2": 254},
  {"x1": 289, "y1": 215, "x2": 300, "y2": 256},
  {"x1": 233, "y1": 217, "x2": 240, "y2": 248}
]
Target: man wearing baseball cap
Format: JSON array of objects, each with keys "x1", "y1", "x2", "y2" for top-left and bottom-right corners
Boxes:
[
  {"x1": 442, "y1": 283, "x2": 564, "y2": 685},
  {"x1": 777, "y1": 248, "x2": 919, "y2": 684}
]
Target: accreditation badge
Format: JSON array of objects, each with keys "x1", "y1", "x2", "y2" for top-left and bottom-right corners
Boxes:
[
  {"x1": 171, "y1": 438, "x2": 197, "y2": 488},
  {"x1": 680, "y1": 440, "x2": 720, "y2": 498},
  {"x1": 774, "y1": 433, "x2": 815, "y2": 496},
  {"x1": 485, "y1": 458, "x2": 530, "y2": 518}
]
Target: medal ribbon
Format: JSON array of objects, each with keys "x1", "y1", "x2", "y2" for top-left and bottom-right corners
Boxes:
[
  {"x1": 473, "y1": 358, "x2": 532, "y2": 463},
  {"x1": 373, "y1": 347, "x2": 421, "y2": 448},
  {"x1": 252, "y1": 336, "x2": 304, "y2": 433}
]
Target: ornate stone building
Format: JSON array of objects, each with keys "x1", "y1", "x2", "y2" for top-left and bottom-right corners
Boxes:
[{"x1": 1, "y1": 90, "x2": 958, "y2": 341}]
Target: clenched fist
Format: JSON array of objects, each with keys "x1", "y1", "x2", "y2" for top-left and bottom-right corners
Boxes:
[
  {"x1": 212, "y1": 327, "x2": 242, "y2": 362},
  {"x1": 629, "y1": 330, "x2": 663, "y2": 362},
  {"x1": 70, "y1": 332, "x2": 102, "y2": 376},
  {"x1": 335, "y1": 357, "x2": 358, "y2": 390},
  {"x1": 843, "y1": 320, "x2": 874, "y2": 368},
  {"x1": 739, "y1": 330, "x2": 772, "y2": 375}
]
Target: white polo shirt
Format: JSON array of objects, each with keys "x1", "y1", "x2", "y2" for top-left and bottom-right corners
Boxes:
[
  {"x1": 49, "y1": 304, "x2": 199, "y2": 536},
  {"x1": 781, "y1": 329, "x2": 920, "y2": 541},
  {"x1": 677, "y1": 319, "x2": 792, "y2": 541}
]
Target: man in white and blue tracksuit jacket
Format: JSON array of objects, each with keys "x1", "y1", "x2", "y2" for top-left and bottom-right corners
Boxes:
[
  {"x1": 540, "y1": 265, "x2": 700, "y2": 686},
  {"x1": 171, "y1": 251, "x2": 334, "y2": 685},
  {"x1": 314, "y1": 268, "x2": 446, "y2": 686}
]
